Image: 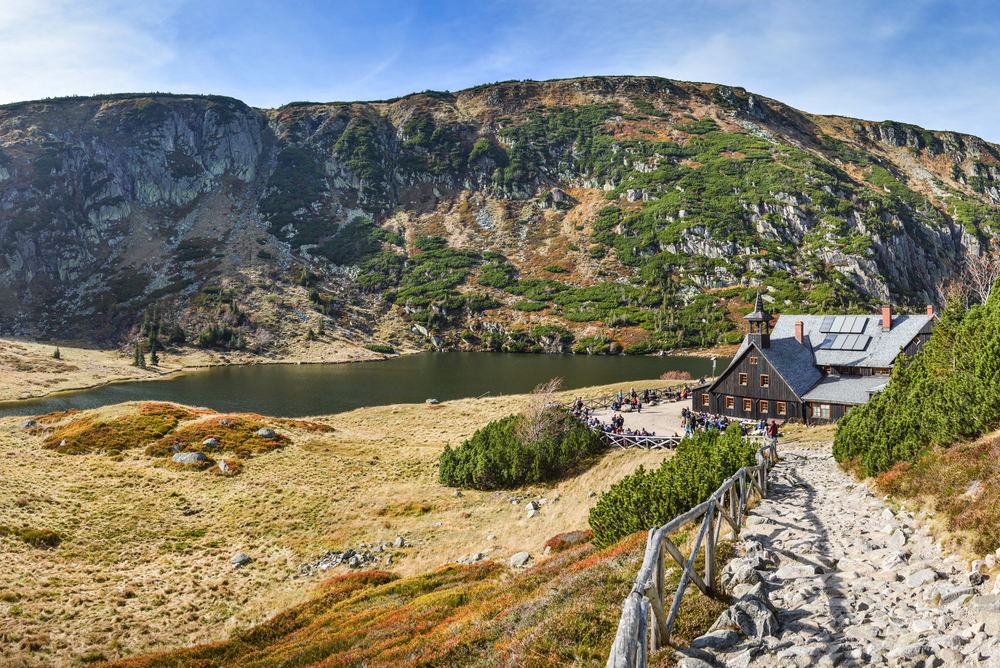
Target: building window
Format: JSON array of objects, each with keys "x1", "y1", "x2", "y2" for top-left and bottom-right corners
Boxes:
[
  {"x1": 759, "y1": 400, "x2": 769, "y2": 413},
  {"x1": 760, "y1": 374, "x2": 770, "y2": 387},
  {"x1": 777, "y1": 402, "x2": 786, "y2": 415},
  {"x1": 874, "y1": 368, "x2": 891, "y2": 375},
  {"x1": 726, "y1": 396, "x2": 735, "y2": 409},
  {"x1": 749, "y1": 356, "x2": 758, "y2": 364},
  {"x1": 701, "y1": 394, "x2": 710, "y2": 407},
  {"x1": 844, "y1": 405, "x2": 851, "y2": 415},
  {"x1": 742, "y1": 398, "x2": 752, "y2": 411},
  {"x1": 811, "y1": 403, "x2": 831, "y2": 419},
  {"x1": 739, "y1": 373, "x2": 748, "y2": 386}
]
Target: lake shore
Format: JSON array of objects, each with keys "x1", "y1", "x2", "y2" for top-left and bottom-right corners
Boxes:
[{"x1": 0, "y1": 334, "x2": 731, "y2": 409}]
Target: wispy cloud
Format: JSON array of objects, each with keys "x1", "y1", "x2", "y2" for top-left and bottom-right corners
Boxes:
[{"x1": 0, "y1": 0, "x2": 997, "y2": 142}]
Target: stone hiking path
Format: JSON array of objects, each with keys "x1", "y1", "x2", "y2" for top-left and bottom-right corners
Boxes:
[{"x1": 679, "y1": 445, "x2": 1000, "y2": 668}]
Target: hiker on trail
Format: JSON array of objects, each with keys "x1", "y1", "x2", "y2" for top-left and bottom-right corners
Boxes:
[{"x1": 767, "y1": 420, "x2": 779, "y2": 446}]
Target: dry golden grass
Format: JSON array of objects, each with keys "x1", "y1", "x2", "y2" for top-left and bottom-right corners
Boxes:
[
  {"x1": 0, "y1": 334, "x2": 397, "y2": 404},
  {"x1": 0, "y1": 379, "x2": 679, "y2": 666}
]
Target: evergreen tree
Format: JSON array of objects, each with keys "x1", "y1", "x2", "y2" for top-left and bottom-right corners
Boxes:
[
  {"x1": 305, "y1": 327, "x2": 316, "y2": 341},
  {"x1": 53, "y1": 347, "x2": 60, "y2": 360},
  {"x1": 149, "y1": 341, "x2": 159, "y2": 366},
  {"x1": 317, "y1": 319, "x2": 325, "y2": 335}
]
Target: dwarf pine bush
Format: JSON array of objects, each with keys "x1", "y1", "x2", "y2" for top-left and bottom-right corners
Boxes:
[
  {"x1": 438, "y1": 410, "x2": 603, "y2": 489},
  {"x1": 834, "y1": 285, "x2": 1000, "y2": 476},
  {"x1": 589, "y1": 424, "x2": 755, "y2": 548}
]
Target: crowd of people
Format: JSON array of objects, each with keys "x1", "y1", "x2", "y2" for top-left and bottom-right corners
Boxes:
[
  {"x1": 565, "y1": 386, "x2": 781, "y2": 445},
  {"x1": 680, "y1": 408, "x2": 779, "y2": 443},
  {"x1": 570, "y1": 393, "x2": 658, "y2": 437}
]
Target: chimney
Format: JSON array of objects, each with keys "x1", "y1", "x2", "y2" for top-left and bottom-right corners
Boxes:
[
  {"x1": 927, "y1": 304, "x2": 935, "y2": 317},
  {"x1": 882, "y1": 304, "x2": 892, "y2": 331},
  {"x1": 795, "y1": 321, "x2": 804, "y2": 343}
]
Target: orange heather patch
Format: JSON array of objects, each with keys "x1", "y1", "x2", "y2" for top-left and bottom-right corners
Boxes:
[
  {"x1": 148, "y1": 415, "x2": 288, "y2": 458},
  {"x1": 43, "y1": 404, "x2": 187, "y2": 455}
]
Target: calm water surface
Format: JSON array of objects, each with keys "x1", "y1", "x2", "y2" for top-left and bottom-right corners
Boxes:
[{"x1": 0, "y1": 353, "x2": 728, "y2": 418}]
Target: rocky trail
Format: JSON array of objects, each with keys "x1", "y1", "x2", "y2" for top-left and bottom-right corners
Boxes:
[{"x1": 680, "y1": 444, "x2": 1000, "y2": 668}]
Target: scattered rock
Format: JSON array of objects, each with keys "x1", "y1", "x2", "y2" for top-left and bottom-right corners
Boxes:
[
  {"x1": 907, "y1": 567, "x2": 939, "y2": 588},
  {"x1": 256, "y1": 428, "x2": 277, "y2": 438},
  {"x1": 452, "y1": 490, "x2": 462, "y2": 497},
  {"x1": 202, "y1": 438, "x2": 219, "y2": 447},
  {"x1": 172, "y1": 451, "x2": 208, "y2": 464},
  {"x1": 231, "y1": 552, "x2": 252, "y2": 568},
  {"x1": 677, "y1": 658, "x2": 714, "y2": 668},
  {"x1": 487, "y1": 535, "x2": 497, "y2": 541},
  {"x1": 218, "y1": 459, "x2": 230, "y2": 473},
  {"x1": 525, "y1": 501, "x2": 539, "y2": 511},
  {"x1": 220, "y1": 419, "x2": 231, "y2": 425},
  {"x1": 19, "y1": 419, "x2": 37, "y2": 429},
  {"x1": 526, "y1": 509, "x2": 538, "y2": 518},
  {"x1": 394, "y1": 536, "x2": 405, "y2": 548},
  {"x1": 887, "y1": 643, "x2": 929, "y2": 659},
  {"x1": 510, "y1": 551, "x2": 531, "y2": 568},
  {"x1": 425, "y1": 398, "x2": 439, "y2": 405},
  {"x1": 889, "y1": 528, "x2": 908, "y2": 548},
  {"x1": 691, "y1": 628, "x2": 739, "y2": 650},
  {"x1": 588, "y1": 491, "x2": 596, "y2": 498}
]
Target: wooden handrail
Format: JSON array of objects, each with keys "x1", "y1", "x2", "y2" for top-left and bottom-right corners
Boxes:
[{"x1": 604, "y1": 438, "x2": 779, "y2": 667}]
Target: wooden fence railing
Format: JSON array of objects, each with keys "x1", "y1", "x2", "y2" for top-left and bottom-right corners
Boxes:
[
  {"x1": 604, "y1": 439, "x2": 778, "y2": 667},
  {"x1": 601, "y1": 432, "x2": 770, "y2": 452}
]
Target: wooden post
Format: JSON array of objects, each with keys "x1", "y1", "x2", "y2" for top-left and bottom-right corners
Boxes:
[
  {"x1": 705, "y1": 501, "x2": 716, "y2": 596},
  {"x1": 637, "y1": 596, "x2": 650, "y2": 668},
  {"x1": 728, "y1": 483, "x2": 738, "y2": 540},
  {"x1": 650, "y1": 539, "x2": 665, "y2": 652}
]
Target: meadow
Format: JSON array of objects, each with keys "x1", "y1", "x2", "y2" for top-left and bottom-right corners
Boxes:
[{"x1": 0, "y1": 379, "x2": 681, "y2": 666}]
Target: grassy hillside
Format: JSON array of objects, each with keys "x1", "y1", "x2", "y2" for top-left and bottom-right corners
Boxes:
[
  {"x1": 0, "y1": 380, "x2": 679, "y2": 666},
  {"x1": 87, "y1": 532, "x2": 728, "y2": 668}
]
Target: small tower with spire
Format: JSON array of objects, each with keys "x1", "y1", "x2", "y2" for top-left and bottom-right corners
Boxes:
[{"x1": 745, "y1": 291, "x2": 773, "y2": 349}]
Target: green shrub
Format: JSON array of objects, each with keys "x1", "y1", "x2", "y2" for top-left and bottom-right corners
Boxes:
[
  {"x1": 589, "y1": 425, "x2": 755, "y2": 548},
  {"x1": 513, "y1": 300, "x2": 547, "y2": 312},
  {"x1": 364, "y1": 343, "x2": 395, "y2": 354},
  {"x1": 542, "y1": 265, "x2": 567, "y2": 273},
  {"x1": 439, "y1": 410, "x2": 603, "y2": 489},
  {"x1": 834, "y1": 290, "x2": 1000, "y2": 477}
]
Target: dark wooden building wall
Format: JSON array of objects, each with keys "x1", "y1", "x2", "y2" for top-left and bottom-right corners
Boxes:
[{"x1": 697, "y1": 345, "x2": 803, "y2": 421}]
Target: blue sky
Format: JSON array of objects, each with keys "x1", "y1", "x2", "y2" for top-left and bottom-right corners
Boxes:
[{"x1": 1, "y1": 0, "x2": 998, "y2": 141}]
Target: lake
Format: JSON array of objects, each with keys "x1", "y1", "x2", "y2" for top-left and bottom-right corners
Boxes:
[{"x1": 0, "y1": 352, "x2": 728, "y2": 418}]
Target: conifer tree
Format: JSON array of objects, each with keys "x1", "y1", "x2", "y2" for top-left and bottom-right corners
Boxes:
[{"x1": 305, "y1": 327, "x2": 316, "y2": 341}]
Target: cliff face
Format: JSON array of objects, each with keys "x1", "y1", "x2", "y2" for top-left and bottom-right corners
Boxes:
[{"x1": 0, "y1": 78, "x2": 997, "y2": 351}]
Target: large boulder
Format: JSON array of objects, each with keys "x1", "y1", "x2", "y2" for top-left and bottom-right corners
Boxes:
[
  {"x1": 172, "y1": 451, "x2": 208, "y2": 464},
  {"x1": 720, "y1": 558, "x2": 762, "y2": 591},
  {"x1": 710, "y1": 597, "x2": 778, "y2": 637},
  {"x1": 510, "y1": 551, "x2": 531, "y2": 568},
  {"x1": 19, "y1": 420, "x2": 37, "y2": 430},
  {"x1": 231, "y1": 552, "x2": 251, "y2": 568},
  {"x1": 256, "y1": 428, "x2": 277, "y2": 438},
  {"x1": 202, "y1": 438, "x2": 219, "y2": 447}
]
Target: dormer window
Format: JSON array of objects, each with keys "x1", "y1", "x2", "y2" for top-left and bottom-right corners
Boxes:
[{"x1": 749, "y1": 357, "x2": 758, "y2": 365}]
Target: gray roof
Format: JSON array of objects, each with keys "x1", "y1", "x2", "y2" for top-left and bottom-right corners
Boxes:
[
  {"x1": 770, "y1": 314, "x2": 933, "y2": 368},
  {"x1": 728, "y1": 334, "x2": 822, "y2": 399},
  {"x1": 723, "y1": 311, "x2": 934, "y2": 402},
  {"x1": 745, "y1": 291, "x2": 773, "y2": 322},
  {"x1": 802, "y1": 374, "x2": 890, "y2": 405}
]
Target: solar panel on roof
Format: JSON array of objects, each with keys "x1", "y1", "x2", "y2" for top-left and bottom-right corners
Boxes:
[
  {"x1": 832, "y1": 316, "x2": 847, "y2": 332},
  {"x1": 842, "y1": 316, "x2": 857, "y2": 332},
  {"x1": 842, "y1": 334, "x2": 860, "y2": 349},
  {"x1": 832, "y1": 334, "x2": 849, "y2": 350},
  {"x1": 851, "y1": 317, "x2": 867, "y2": 334},
  {"x1": 820, "y1": 316, "x2": 836, "y2": 333},
  {"x1": 853, "y1": 335, "x2": 871, "y2": 351},
  {"x1": 819, "y1": 334, "x2": 837, "y2": 349}
]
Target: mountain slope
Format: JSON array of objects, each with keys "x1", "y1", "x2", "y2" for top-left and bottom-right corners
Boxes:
[{"x1": 1, "y1": 78, "x2": 998, "y2": 355}]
